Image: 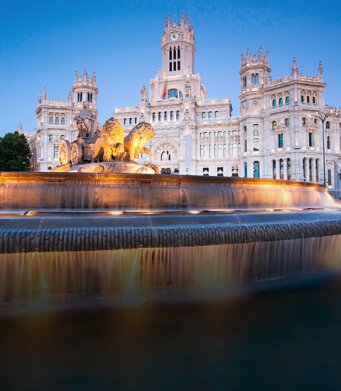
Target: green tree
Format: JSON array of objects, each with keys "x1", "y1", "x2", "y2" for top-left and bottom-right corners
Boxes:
[{"x1": 0, "y1": 132, "x2": 31, "y2": 171}]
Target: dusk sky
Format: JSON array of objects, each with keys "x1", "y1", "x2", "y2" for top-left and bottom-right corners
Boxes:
[{"x1": 1, "y1": 0, "x2": 340, "y2": 135}]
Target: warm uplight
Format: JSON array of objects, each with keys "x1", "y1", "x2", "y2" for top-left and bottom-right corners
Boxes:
[
  {"x1": 108, "y1": 211, "x2": 123, "y2": 216},
  {"x1": 188, "y1": 210, "x2": 201, "y2": 214},
  {"x1": 24, "y1": 211, "x2": 37, "y2": 216}
]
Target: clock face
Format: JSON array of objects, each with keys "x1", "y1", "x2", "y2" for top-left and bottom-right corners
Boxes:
[{"x1": 171, "y1": 33, "x2": 179, "y2": 41}]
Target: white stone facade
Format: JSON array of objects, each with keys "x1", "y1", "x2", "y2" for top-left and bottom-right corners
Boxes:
[
  {"x1": 32, "y1": 15, "x2": 341, "y2": 189},
  {"x1": 33, "y1": 70, "x2": 98, "y2": 171}
]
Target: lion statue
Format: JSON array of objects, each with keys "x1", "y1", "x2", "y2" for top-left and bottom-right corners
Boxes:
[
  {"x1": 123, "y1": 122, "x2": 155, "y2": 162},
  {"x1": 93, "y1": 118, "x2": 124, "y2": 162}
]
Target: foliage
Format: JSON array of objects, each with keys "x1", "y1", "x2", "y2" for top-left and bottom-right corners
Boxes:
[{"x1": 0, "y1": 132, "x2": 31, "y2": 171}]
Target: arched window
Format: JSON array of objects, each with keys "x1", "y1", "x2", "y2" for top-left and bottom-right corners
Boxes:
[
  {"x1": 48, "y1": 134, "x2": 53, "y2": 142},
  {"x1": 55, "y1": 117, "x2": 60, "y2": 124},
  {"x1": 77, "y1": 92, "x2": 82, "y2": 102},
  {"x1": 253, "y1": 138, "x2": 259, "y2": 151},
  {"x1": 123, "y1": 118, "x2": 127, "y2": 125},
  {"x1": 164, "y1": 111, "x2": 168, "y2": 121},
  {"x1": 279, "y1": 159, "x2": 284, "y2": 180},
  {"x1": 215, "y1": 111, "x2": 218, "y2": 118},
  {"x1": 307, "y1": 96, "x2": 310, "y2": 104},
  {"x1": 61, "y1": 117, "x2": 65, "y2": 125},
  {"x1": 60, "y1": 134, "x2": 65, "y2": 140},
  {"x1": 326, "y1": 121, "x2": 330, "y2": 129},
  {"x1": 244, "y1": 162, "x2": 248, "y2": 178},
  {"x1": 87, "y1": 93, "x2": 93, "y2": 103},
  {"x1": 285, "y1": 96, "x2": 290, "y2": 104},
  {"x1": 167, "y1": 89, "x2": 183, "y2": 99},
  {"x1": 253, "y1": 161, "x2": 260, "y2": 178},
  {"x1": 285, "y1": 118, "x2": 290, "y2": 127},
  {"x1": 161, "y1": 150, "x2": 171, "y2": 161},
  {"x1": 170, "y1": 111, "x2": 174, "y2": 121},
  {"x1": 272, "y1": 160, "x2": 276, "y2": 179},
  {"x1": 158, "y1": 112, "x2": 161, "y2": 121},
  {"x1": 313, "y1": 96, "x2": 316, "y2": 104},
  {"x1": 49, "y1": 116, "x2": 54, "y2": 124},
  {"x1": 327, "y1": 135, "x2": 331, "y2": 150},
  {"x1": 202, "y1": 112, "x2": 206, "y2": 119},
  {"x1": 301, "y1": 95, "x2": 304, "y2": 103},
  {"x1": 176, "y1": 111, "x2": 180, "y2": 120},
  {"x1": 251, "y1": 73, "x2": 259, "y2": 85},
  {"x1": 129, "y1": 118, "x2": 132, "y2": 125},
  {"x1": 272, "y1": 121, "x2": 277, "y2": 129},
  {"x1": 279, "y1": 98, "x2": 283, "y2": 106},
  {"x1": 152, "y1": 113, "x2": 156, "y2": 122},
  {"x1": 208, "y1": 111, "x2": 212, "y2": 119},
  {"x1": 287, "y1": 158, "x2": 291, "y2": 180},
  {"x1": 272, "y1": 99, "x2": 277, "y2": 107}
]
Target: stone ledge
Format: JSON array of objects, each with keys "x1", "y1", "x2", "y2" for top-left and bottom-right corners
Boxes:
[{"x1": 0, "y1": 220, "x2": 340, "y2": 254}]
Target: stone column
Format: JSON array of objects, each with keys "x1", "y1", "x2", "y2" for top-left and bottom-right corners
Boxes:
[
  {"x1": 311, "y1": 158, "x2": 316, "y2": 182},
  {"x1": 304, "y1": 157, "x2": 309, "y2": 181}
]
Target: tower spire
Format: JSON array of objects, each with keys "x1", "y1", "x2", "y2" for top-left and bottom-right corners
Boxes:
[
  {"x1": 318, "y1": 60, "x2": 323, "y2": 81},
  {"x1": 291, "y1": 57, "x2": 298, "y2": 78}
]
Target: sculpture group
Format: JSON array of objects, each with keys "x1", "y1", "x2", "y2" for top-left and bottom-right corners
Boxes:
[{"x1": 58, "y1": 102, "x2": 157, "y2": 173}]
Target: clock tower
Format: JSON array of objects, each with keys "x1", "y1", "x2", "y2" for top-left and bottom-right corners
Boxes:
[{"x1": 161, "y1": 13, "x2": 195, "y2": 76}]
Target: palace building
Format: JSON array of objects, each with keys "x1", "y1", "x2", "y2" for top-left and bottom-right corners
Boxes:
[{"x1": 30, "y1": 14, "x2": 341, "y2": 190}]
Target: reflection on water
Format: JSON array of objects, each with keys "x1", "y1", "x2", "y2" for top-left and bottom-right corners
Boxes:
[{"x1": 1, "y1": 235, "x2": 340, "y2": 314}]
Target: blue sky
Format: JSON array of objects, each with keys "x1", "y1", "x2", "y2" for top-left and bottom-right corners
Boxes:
[{"x1": 1, "y1": 0, "x2": 340, "y2": 135}]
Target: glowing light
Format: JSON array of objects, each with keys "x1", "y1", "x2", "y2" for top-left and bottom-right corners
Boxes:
[
  {"x1": 24, "y1": 211, "x2": 37, "y2": 216},
  {"x1": 108, "y1": 211, "x2": 123, "y2": 216},
  {"x1": 188, "y1": 210, "x2": 201, "y2": 214}
]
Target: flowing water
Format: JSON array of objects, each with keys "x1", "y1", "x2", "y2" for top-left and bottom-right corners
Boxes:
[{"x1": 1, "y1": 235, "x2": 340, "y2": 314}]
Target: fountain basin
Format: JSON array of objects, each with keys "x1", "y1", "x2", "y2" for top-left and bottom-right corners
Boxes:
[{"x1": 0, "y1": 172, "x2": 335, "y2": 210}]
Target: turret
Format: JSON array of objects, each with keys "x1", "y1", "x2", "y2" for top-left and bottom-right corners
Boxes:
[
  {"x1": 72, "y1": 69, "x2": 98, "y2": 108},
  {"x1": 240, "y1": 47, "x2": 271, "y2": 93}
]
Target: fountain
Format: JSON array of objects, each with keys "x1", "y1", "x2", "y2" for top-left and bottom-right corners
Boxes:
[{"x1": 0, "y1": 113, "x2": 340, "y2": 314}]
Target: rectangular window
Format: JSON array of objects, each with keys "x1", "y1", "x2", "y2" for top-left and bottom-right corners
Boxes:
[
  {"x1": 54, "y1": 146, "x2": 59, "y2": 159},
  {"x1": 78, "y1": 92, "x2": 82, "y2": 102},
  {"x1": 278, "y1": 133, "x2": 284, "y2": 148},
  {"x1": 328, "y1": 169, "x2": 332, "y2": 186},
  {"x1": 308, "y1": 132, "x2": 313, "y2": 147},
  {"x1": 176, "y1": 111, "x2": 180, "y2": 120},
  {"x1": 158, "y1": 112, "x2": 161, "y2": 121},
  {"x1": 169, "y1": 62, "x2": 172, "y2": 72},
  {"x1": 178, "y1": 61, "x2": 180, "y2": 71},
  {"x1": 244, "y1": 139, "x2": 247, "y2": 152},
  {"x1": 152, "y1": 113, "x2": 156, "y2": 122}
]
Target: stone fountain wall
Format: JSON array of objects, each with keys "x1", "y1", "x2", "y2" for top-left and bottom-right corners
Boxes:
[{"x1": 0, "y1": 172, "x2": 335, "y2": 211}]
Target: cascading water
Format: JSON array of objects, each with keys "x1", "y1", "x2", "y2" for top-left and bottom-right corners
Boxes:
[
  {"x1": 0, "y1": 172, "x2": 340, "y2": 314},
  {"x1": 0, "y1": 235, "x2": 340, "y2": 314}
]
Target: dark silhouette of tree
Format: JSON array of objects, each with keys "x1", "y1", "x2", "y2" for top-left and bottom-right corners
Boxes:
[{"x1": 0, "y1": 132, "x2": 31, "y2": 171}]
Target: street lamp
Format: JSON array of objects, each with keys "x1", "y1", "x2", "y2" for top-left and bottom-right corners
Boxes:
[{"x1": 315, "y1": 106, "x2": 333, "y2": 187}]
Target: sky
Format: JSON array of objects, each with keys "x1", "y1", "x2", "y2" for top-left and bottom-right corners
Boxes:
[{"x1": 0, "y1": 0, "x2": 341, "y2": 136}]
